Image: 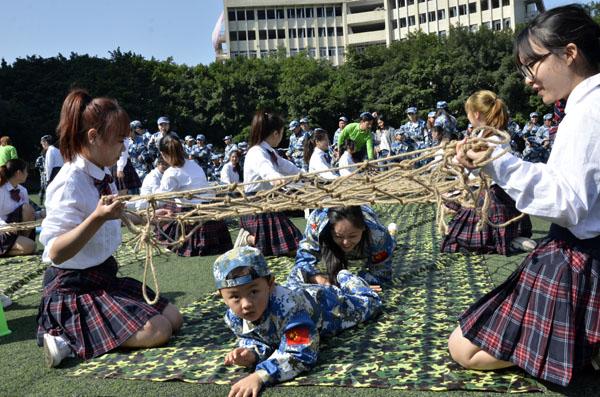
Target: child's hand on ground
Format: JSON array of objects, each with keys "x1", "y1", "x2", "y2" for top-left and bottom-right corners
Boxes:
[
  {"x1": 224, "y1": 347, "x2": 257, "y2": 367},
  {"x1": 94, "y1": 195, "x2": 124, "y2": 220},
  {"x1": 228, "y1": 373, "x2": 263, "y2": 397}
]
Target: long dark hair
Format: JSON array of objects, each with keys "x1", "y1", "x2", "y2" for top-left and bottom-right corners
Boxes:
[
  {"x1": 320, "y1": 206, "x2": 369, "y2": 284},
  {"x1": 158, "y1": 133, "x2": 185, "y2": 167},
  {"x1": 249, "y1": 110, "x2": 285, "y2": 147},
  {"x1": 303, "y1": 128, "x2": 329, "y2": 164},
  {"x1": 0, "y1": 158, "x2": 27, "y2": 186},
  {"x1": 229, "y1": 149, "x2": 242, "y2": 176},
  {"x1": 515, "y1": 5, "x2": 600, "y2": 74}
]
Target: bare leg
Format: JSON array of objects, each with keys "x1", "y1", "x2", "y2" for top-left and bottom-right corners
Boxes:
[
  {"x1": 162, "y1": 303, "x2": 183, "y2": 333},
  {"x1": 7, "y1": 235, "x2": 35, "y2": 256},
  {"x1": 246, "y1": 234, "x2": 256, "y2": 246},
  {"x1": 120, "y1": 314, "x2": 173, "y2": 348},
  {"x1": 448, "y1": 326, "x2": 514, "y2": 370}
]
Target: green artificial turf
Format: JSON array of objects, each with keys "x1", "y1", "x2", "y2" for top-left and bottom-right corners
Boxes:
[{"x1": 1, "y1": 209, "x2": 599, "y2": 396}]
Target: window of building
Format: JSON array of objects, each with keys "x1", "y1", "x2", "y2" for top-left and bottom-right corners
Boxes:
[
  {"x1": 327, "y1": 27, "x2": 334, "y2": 36},
  {"x1": 320, "y1": 47, "x2": 327, "y2": 56},
  {"x1": 338, "y1": 47, "x2": 344, "y2": 56},
  {"x1": 502, "y1": 0, "x2": 510, "y2": 6},
  {"x1": 408, "y1": 15, "x2": 416, "y2": 26},
  {"x1": 296, "y1": 8, "x2": 305, "y2": 18},
  {"x1": 481, "y1": 0, "x2": 489, "y2": 11},
  {"x1": 484, "y1": 21, "x2": 492, "y2": 29},
  {"x1": 492, "y1": 0, "x2": 500, "y2": 8},
  {"x1": 503, "y1": 17, "x2": 511, "y2": 29},
  {"x1": 419, "y1": 13, "x2": 427, "y2": 24},
  {"x1": 277, "y1": 29, "x2": 285, "y2": 39},
  {"x1": 449, "y1": 6, "x2": 457, "y2": 18},
  {"x1": 428, "y1": 11, "x2": 436, "y2": 21},
  {"x1": 336, "y1": 27, "x2": 343, "y2": 36},
  {"x1": 400, "y1": 17, "x2": 407, "y2": 27},
  {"x1": 259, "y1": 30, "x2": 267, "y2": 40},
  {"x1": 492, "y1": 19, "x2": 501, "y2": 30},
  {"x1": 288, "y1": 8, "x2": 296, "y2": 19},
  {"x1": 230, "y1": 51, "x2": 238, "y2": 58},
  {"x1": 437, "y1": 9, "x2": 446, "y2": 19},
  {"x1": 260, "y1": 50, "x2": 268, "y2": 57},
  {"x1": 290, "y1": 48, "x2": 298, "y2": 56},
  {"x1": 247, "y1": 30, "x2": 256, "y2": 40},
  {"x1": 299, "y1": 28, "x2": 306, "y2": 38},
  {"x1": 289, "y1": 28, "x2": 297, "y2": 38},
  {"x1": 317, "y1": 7, "x2": 324, "y2": 17},
  {"x1": 267, "y1": 9, "x2": 275, "y2": 19},
  {"x1": 307, "y1": 28, "x2": 315, "y2": 37},
  {"x1": 318, "y1": 27, "x2": 326, "y2": 37},
  {"x1": 309, "y1": 48, "x2": 316, "y2": 57},
  {"x1": 438, "y1": 30, "x2": 446, "y2": 37},
  {"x1": 334, "y1": 6, "x2": 342, "y2": 16},
  {"x1": 276, "y1": 9, "x2": 284, "y2": 19},
  {"x1": 326, "y1": 7, "x2": 334, "y2": 17},
  {"x1": 459, "y1": 4, "x2": 467, "y2": 15},
  {"x1": 328, "y1": 48, "x2": 337, "y2": 56},
  {"x1": 238, "y1": 31, "x2": 247, "y2": 40},
  {"x1": 237, "y1": 10, "x2": 246, "y2": 21},
  {"x1": 229, "y1": 31, "x2": 237, "y2": 41},
  {"x1": 246, "y1": 10, "x2": 255, "y2": 20},
  {"x1": 397, "y1": 0, "x2": 406, "y2": 6},
  {"x1": 228, "y1": 10, "x2": 236, "y2": 21},
  {"x1": 469, "y1": 2, "x2": 477, "y2": 13},
  {"x1": 249, "y1": 51, "x2": 257, "y2": 58},
  {"x1": 407, "y1": 0, "x2": 415, "y2": 5},
  {"x1": 418, "y1": 0, "x2": 426, "y2": 3},
  {"x1": 257, "y1": 9, "x2": 266, "y2": 19},
  {"x1": 470, "y1": 24, "x2": 478, "y2": 31},
  {"x1": 305, "y1": 8, "x2": 313, "y2": 18}
]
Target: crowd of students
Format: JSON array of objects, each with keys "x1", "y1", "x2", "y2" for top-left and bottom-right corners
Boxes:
[{"x1": 0, "y1": 5, "x2": 598, "y2": 397}]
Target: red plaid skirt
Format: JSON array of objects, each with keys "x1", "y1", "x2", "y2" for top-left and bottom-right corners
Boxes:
[
  {"x1": 460, "y1": 224, "x2": 600, "y2": 386},
  {"x1": 36, "y1": 256, "x2": 169, "y2": 360},
  {"x1": 440, "y1": 185, "x2": 532, "y2": 255},
  {"x1": 156, "y1": 204, "x2": 233, "y2": 257},
  {"x1": 240, "y1": 212, "x2": 302, "y2": 256},
  {"x1": 113, "y1": 160, "x2": 142, "y2": 191}
]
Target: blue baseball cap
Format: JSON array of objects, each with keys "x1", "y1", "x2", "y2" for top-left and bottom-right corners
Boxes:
[
  {"x1": 184, "y1": 135, "x2": 194, "y2": 142},
  {"x1": 406, "y1": 107, "x2": 417, "y2": 114},
  {"x1": 339, "y1": 116, "x2": 348, "y2": 123},
  {"x1": 130, "y1": 120, "x2": 142, "y2": 129},
  {"x1": 238, "y1": 141, "x2": 248, "y2": 149},
  {"x1": 288, "y1": 120, "x2": 300, "y2": 130},
  {"x1": 223, "y1": 135, "x2": 233, "y2": 141},
  {"x1": 299, "y1": 117, "x2": 309, "y2": 124},
  {"x1": 394, "y1": 129, "x2": 404, "y2": 136},
  {"x1": 530, "y1": 112, "x2": 539, "y2": 118},
  {"x1": 543, "y1": 113, "x2": 553, "y2": 120},
  {"x1": 196, "y1": 134, "x2": 206, "y2": 141},
  {"x1": 436, "y1": 101, "x2": 448, "y2": 109},
  {"x1": 157, "y1": 116, "x2": 170, "y2": 125},
  {"x1": 427, "y1": 111, "x2": 436, "y2": 118},
  {"x1": 206, "y1": 143, "x2": 214, "y2": 150},
  {"x1": 359, "y1": 112, "x2": 374, "y2": 121},
  {"x1": 213, "y1": 247, "x2": 271, "y2": 290}
]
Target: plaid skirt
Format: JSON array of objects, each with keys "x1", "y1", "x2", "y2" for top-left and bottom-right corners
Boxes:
[
  {"x1": 459, "y1": 224, "x2": 600, "y2": 386},
  {"x1": 36, "y1": 256, "x2": 169, "y2": 360},
  {"x1": 112, "y1": 160, "x2": 142, "y2": 191},
  {"x1": 440, "y1": 185, "x2": 532, "y2": 255},
  {"x1": 240, "y1": 212, "x2": 302, "y2": 256},
  {"x1": 0, "y1": 205, "x2": 34, "y2": 256},
  {"x1": 157, "y1": 205, "x2": 233, "y2": 257}
]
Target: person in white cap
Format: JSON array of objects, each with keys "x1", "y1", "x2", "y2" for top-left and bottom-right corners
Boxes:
[{"x1": 521, "y1": 112, "x2": 540, "y2": 138}]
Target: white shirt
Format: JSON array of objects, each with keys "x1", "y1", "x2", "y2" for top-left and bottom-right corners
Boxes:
[
  {"x1": 155, "y1": 159, "x2": 212, "y2": 204},
  {"x1": 132, "y1": 168, "x2": 164, "y2": 210},
  {"x1": 116, "y1": 138, "x2": 132, "y2": 172},
  {"x1": 483, "y1": 73, "x2": 600, "y2": 239},
  {"x1": 40, "y1": 155, "x2": 121, "y2": 269},
  {"x1": 309, "y1": 147, "x2": 337, "y2": 180},
  {"x1": 0, "y1": 183, "x2": 29, "y2": 225},
  {"x1": 44, "y1": 145, "x2": 64, "y2": 183},
  {"x1": 220, "y1": 162, "x2": 241, "y2": 184},
  {"x1": 338, "y1": 151, "x2": 356, "y2": 177},
  {"x1": 243, "y1": 141, "x2": 300, "y2": 193}
]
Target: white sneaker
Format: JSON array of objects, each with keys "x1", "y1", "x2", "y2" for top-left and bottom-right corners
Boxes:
[
  {"x1": 234, "y1": 228, "x2": 250, "y2": 248},
  {"x1": 43, "y1": 333, "x2": 73, "y2": 368},
  {"x1": 0, "y1": 294, "x2": 11, "y2": 309},
  {"x1": 511, "y1": 237, "x2": 537, "y2": 252}
]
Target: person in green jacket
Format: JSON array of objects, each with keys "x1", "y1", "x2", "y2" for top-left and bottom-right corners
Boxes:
[
  {"x1": 0, "y1": 136, "x2": 18, "y2": 166},
  {"x1": 336, "y1": 112, "x2": 375, "y2": 160}
]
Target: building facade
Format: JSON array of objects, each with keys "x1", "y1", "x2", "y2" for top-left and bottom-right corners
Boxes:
[{"x1": 215, "y1": 0, "x2": 544, "y2": 65}]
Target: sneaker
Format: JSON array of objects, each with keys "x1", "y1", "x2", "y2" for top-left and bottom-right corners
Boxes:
[
  {"x1": 234, "y1": 228, "x2": 250, "y2": 248},
  {"x1": 511, "y1": 237, "x2": 537, "y2": 252},
  {"x1": 43, "y1": 333, "x2": 73, "y2": 368},
  {"x1": 0, "y1": 294, "x2": 11, "y2": 309}
]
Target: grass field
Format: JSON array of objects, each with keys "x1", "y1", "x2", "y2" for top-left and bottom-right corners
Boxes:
[{"x1": 1, "y1": 209, "x2": 599, "y2": 397}]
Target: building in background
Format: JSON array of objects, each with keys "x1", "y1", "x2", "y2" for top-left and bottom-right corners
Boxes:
[{"x1": 215, "y1": 0, "x2": 545, "y2": 65}]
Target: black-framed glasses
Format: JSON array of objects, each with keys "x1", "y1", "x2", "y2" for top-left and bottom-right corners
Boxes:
[{"x1": 518, "y1": 52, "x2": 553, "y2": 80}]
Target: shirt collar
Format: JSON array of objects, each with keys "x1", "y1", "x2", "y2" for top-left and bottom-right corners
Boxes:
[
  {"x1": 565, "y1": 72, "x2": 600, "y2": 115},
  {"x1": 258, "y1": 140, "x2": 276, "y2": 154},
  {"x1": 73, "y1": 154, "x2": 110, "y2": 181}
]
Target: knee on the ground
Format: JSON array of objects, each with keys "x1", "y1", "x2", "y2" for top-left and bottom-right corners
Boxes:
[
  {"x1": 163, "y1": 304, "x2": 184, "y2": 332},
  {"x1": 447, "y1": 327, "x2": 477, "y2": 369},
  {"x1": 142, "y1": 314, "x2": 174, "y2": 346}
]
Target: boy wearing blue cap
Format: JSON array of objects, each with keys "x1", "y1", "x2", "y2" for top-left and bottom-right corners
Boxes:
[
  {"x1": 336, "y1": 112, "x2": 375, "y2": 160},
  {"x1": 401, "y1": 107, "x2": 426, "y2": 147},
  {"x1": 286, "y1": 120, "x2": 309, "y2": 170},
  {"x1": 433, "y1": 101, "x2": 457, "y2": 138},
  {"x1": 215, "y1": 246, "x2": 381, "y2": 396}
]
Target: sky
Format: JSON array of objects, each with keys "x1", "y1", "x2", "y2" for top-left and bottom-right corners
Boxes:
[{"x1": 0, "y1": 0, "x2": 586, "y2": 67}]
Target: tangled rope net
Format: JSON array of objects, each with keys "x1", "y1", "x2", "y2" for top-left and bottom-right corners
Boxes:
[{"x1": 3, "y1": 127, "x2": 520, "y2": 304}]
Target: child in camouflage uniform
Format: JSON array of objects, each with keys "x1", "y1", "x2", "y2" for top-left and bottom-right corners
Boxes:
[{"x1": 215, "y1": 246, "x2": 381, "y2": 396}]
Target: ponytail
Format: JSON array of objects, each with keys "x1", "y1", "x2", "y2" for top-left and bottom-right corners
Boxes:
[
  {"x1": 0, "y1": 158, "x2": 27, "y2": 186},
  {"x1": 56, "y1": 89, "x2": 130, "y2": 162},
  {"x1": 464, "y1": 90, "x2": 508, "y2": 130},
  {"x1": 249, "y1": 110, "x2": 285, "y2": 147}
]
